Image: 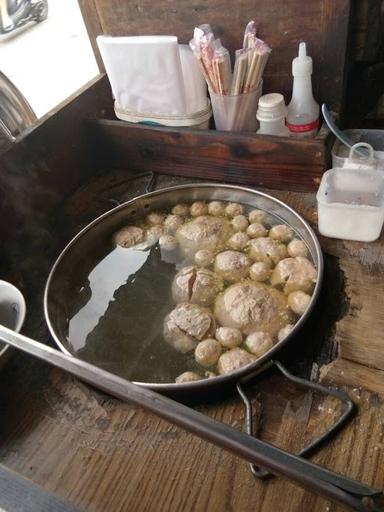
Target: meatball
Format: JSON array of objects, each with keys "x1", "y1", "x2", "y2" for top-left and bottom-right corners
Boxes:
[
  {"x1": 163, "y1": 214, "x2": 184, "y2": 235},
  {"x1": 248, "y1": 237, "x2": 288, "y2": 265},
  {"x1": 249, "y1": 209, "x2": 267, "y2": 224},
  {"x1": 172, "y1": 266, "x2": 224, "y2": 306},
  {"x1": 146, "y1": 225, "x2": 163, "y2": 241},
  {"x1": 225, "y1": 202, "x2": 244, "y2": 217},
  {"x1": 288, "y1": 291, "x2": 311, "y2": 316},
  {"x1": 190, "y1": 201, "x2": 208, "y2": 217},
  {"x1": 194, "y1": 249, "x2": 214, "y2": 267},
  {"x1": 245, "y1": 331, "x2": 273, "y2": 357},
  {"x1": 208, "y1": 201, "x2": 226, "y2": 217},
  {"x1": 271, "y1": 256, "x2": 317, "y2": 294},
  {"x1": 159, "y1": 234, "x2": 178, "y2": 251},
  {"x1": 215, "y1": 326, "x2": 243, "y2": 348},
  {"x1": 176, "y1": 216, "x2": 232, "y2": 259},
  {"x1": 227, "y1": 232, "x2": 249, "y2": 251},
  {"x1": 247, "y1": 223, "x2": 268, "y2": 239},
  {"x1": 214, "y1": 250, "x2": 251, "y2": 282},
  {"x1": 147, "y1": 212, "x2": 165, "y2": 225},
  {"x1": 217, "y1": 348, "x2": 255, "y2": 375},
  {"x1": 114, "y1": 226, "x2": 144, "y2": 248},
  {"x1": 278, "y1": 324, "x2": 294, "y2": 342},
  {"x1": 249, "y1": 262, "x2": 271, "y2": 282},
  {"x1": 232, "y1": 215, "x2": 249, "y2": 232},
  {"x1": 172, "y1": 203, "x2": 189, "y2": 217},
  {"x1": 163, "y1": 303, "x2": 216, "y2": 353},
  {"x1": 195, "y1": 339, "x2": 222, "y2": 367},
  {"x1": 175, "y1": 371, "x2": 201, "y2": 383},
  {"x1": 214, "y1": 281, "x2": 291, "y2": 337},
  {"x1": 269, "y1": 224, "x2": 294, "y2": 243},
  {"x1": 288, "y1": 239, "x2": 308, "y2": 258}
]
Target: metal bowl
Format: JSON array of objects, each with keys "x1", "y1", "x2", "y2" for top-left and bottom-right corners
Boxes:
[{"x1": 44, "y1": 184, "x2": 323, "y2": 396}]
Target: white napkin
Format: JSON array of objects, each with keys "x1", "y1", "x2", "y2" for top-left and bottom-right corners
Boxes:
[
  {"x1": 97, "y1": 35, "x2": 187, "y2": 115},
  {"x1": 179, "y1": 44, "x2": 207, "y2": 113}
]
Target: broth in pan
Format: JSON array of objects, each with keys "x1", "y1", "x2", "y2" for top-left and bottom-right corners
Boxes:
[{"x1": 48, "y1": 200, "x2": 317, "y2": 384}]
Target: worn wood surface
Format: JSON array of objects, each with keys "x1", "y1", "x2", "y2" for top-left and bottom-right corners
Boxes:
[
  {"x1": 86, "y1": 119, "x2": 330, "y2": 192},
  {"x1": 0, "y1": 170, "x2": 384, "y2": 512},
  {"x1": 78, "y1": 0, "x2": 351, "y2": 111}
]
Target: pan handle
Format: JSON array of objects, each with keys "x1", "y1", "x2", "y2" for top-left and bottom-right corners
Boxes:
[
  {"x1": 236, "y1": 360, "x2": 356, "y2": 479},
  {"x1": 0, "y1": 325, "x2": 383, "y2": 512}
]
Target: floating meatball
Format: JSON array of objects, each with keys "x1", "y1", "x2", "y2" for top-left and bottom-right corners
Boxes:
[
  {"x1": 232, "y1": 215, "x2": 249, "y2": 232},
  {"x1": 249, "y1": 209, "x2": 267, "y2": 224},
  {"x1": 217, "y1": 348, "x2": 255, "y2": 375},
  {"x1": 245, "y1": 331, "x2": 274, "y2": 358},
  {"x1": 190, "y1": 201, "x2": 208, "y2": 217},
  {"x1": 214, "y1": 250, "x2": 251, "y2": 282},
  {"x1": 195, "y1": 339, "x2": 222, "y2": 367},
  {"x1": 208, "y1": 201, "x2": 226, "y2": 217},
  {"x1": 227, "y1": 232, "x2": 249, "y2": 251},
  {"x1": 163, "y1": 303, "x2": 216, "y2": 353},
  {"x1": 147, "y1": 212, "x2": 165, "y2": 225},
  {"x1": 172, "y1": 203, "x2": 189, "y2": 217},
  {"x1": 248, "y1": 237, "x2": 288, "y2": 265},
  {"x1": 172, "y1": 266, "x2": 223, "y2": 306},
  {"x1": 269, "y1": 224, "x2": 294, "y2": 243},
  {"x1": 278, "y1": 324, "x2": 294, "y2": 342},
  {"x1": 288, "y1": 239, "x2": 308, "y2": 258},
  {"x1": 163, "y1": 214, "x2": 184, "y2": 235},
  {"x1": 214, "y1": 281, "x2": 291, "y2": 337},
  {"x1": 215, "y1": 326, "x2": 243, "y2": 348},
  {"x1": 249, "y1": 261, "x2": 271, "y2": 282},
  {"x1": 225, "y1": 202, "x2": 244, "y2": 217},
  {"x1": 114, "y1": 226, "x2": 144, "y2": 248},
  {"x1": 194, "y1": 249, "x2": 214, "y2": 267},
  {"x1": 247, "y1": 222, "x2": 268, "y2": 239},
  {"x1": 147, "y1": 224, "x2": 163, "y2": 240},
  {"x1": 159, "y1": 234, "x2": 178, "y2": 251},
  {"x1": 175, "y1": 371, "x2": 201, "y2": 383},
  {"x1": 288, "y1": 291, "x2": 311, "y2": 316},
  {"x1": 176, "y1": 216, "x2": 232, "y2": 259},
  {"x1": 271, "y1": 256, "x2": 317, "y2": 294}
]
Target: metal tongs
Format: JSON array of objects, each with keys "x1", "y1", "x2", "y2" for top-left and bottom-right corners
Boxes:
[{"x1": 1, "y1": 324, "x2": 383, "y2": 512}]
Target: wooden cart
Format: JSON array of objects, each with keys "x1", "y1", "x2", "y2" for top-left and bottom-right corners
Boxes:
[{"x1": 0, "y1": 1, "x2": 384, "y2": 511}]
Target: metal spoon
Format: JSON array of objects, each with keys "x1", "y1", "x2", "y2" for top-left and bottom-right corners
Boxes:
[{"x1": 0, "y1": 324, "x2": 383, "y2": 512}]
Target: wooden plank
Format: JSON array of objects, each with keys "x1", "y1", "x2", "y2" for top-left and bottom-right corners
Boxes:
[
  {"x1": 87, "y1": 119, "x2": 328, "y2": 192},
  {"x1": 0, "y1": 464, "x2": 79, "y2": 512},
  {"x1": 320, "y1": 359, "x2": 384, "y2": 398},
  {"x1": 79, "y1": 0, "x2": 351, "y2": 110}
]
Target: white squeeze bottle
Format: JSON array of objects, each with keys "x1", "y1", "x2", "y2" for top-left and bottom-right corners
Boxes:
[{"x1": 287, "y1": 42, "x2": 319, "y2": 138}]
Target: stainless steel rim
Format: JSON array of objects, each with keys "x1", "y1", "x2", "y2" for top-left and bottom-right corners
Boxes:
[{"x1": 44, "y1": 183, "x2": 324, "y2": 391}]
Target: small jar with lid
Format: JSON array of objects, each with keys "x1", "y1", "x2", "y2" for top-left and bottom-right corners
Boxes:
[{"x1": 256, "y1": 93, "x2": 290, "y2": 137}]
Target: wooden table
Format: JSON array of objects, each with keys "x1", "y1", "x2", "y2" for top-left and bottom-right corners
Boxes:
[{"x1": 0, "y1": 171, "x2": 383, "y2": 512}]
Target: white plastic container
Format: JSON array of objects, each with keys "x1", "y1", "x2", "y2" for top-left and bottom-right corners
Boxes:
[
  {"x1": 287, "y1": 42, "x2": 319, "y2": 138},
  {"x1": 256, "y1": 93, "x2": 290, "y2": 136},
  {"x1": 114, "y1": 100, "x2": 212, "y2": 129},
  {"x1": 317, "y1": 144, "x2": 384, "y2": 242}
]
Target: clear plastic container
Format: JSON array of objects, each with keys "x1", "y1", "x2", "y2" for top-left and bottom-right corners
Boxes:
[
  {"x1": 332, "y1": 129, "x2": 384, "y2": 168},
  {"x1": 317, "y1": 144, "x2": 384, "y2": 242},
  {"x1": 209, "y1": 81, "x2": 262, "y2": 132}
]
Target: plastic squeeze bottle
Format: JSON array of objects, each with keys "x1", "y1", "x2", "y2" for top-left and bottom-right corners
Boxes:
[{"x1": 287, "y1": 42, "x2": 319, "y2": 138}]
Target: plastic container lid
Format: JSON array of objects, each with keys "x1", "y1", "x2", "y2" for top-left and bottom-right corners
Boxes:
[
  {"x1": 292, "y1": 42, "x2": 313, "y2": 77},
  {"x1": 256, "y1": 93, "x2": 287, "y2": 121}
]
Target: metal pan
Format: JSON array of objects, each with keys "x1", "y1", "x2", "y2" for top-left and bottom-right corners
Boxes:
[{"x1": 44, "y1": 183, "x2": 323, "y2": 397}]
